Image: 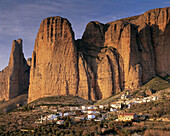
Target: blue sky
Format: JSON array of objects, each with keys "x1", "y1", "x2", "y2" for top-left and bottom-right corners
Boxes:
[{"x1": 0, "y1": 0, "x2": 170, "y2": 70}]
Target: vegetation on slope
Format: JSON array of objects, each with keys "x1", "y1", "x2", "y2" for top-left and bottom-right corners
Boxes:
[
  {"x1": 95, "y1": 76, "x2": 170, "y2": 105},
  {"x1": 0, "y1": 95, "x2": 93, "y2": 114},
  {"x1": 127, "y1": 97, "x2": 170, "y2": 118},
  {"x1": 28, "y1": 95, "x2": 93, "y2": 108},
  {"x1": 94, "y1": 90, "x2": 126, "y2": 105},
  {"x1": 142, "y1": 76, "x2": 170, "y2": 91},
  {"x1": 0, "y1": 94, "x2": 27, "y2": 114},
  {"x1": 132, "y1": 76, "x2": 170, "y2": 98}
]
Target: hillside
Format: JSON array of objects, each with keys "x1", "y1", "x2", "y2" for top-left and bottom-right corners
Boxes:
[
  {"x1": 0, "y1": 95, "x2": 93, "y2": 114},
  {"x1": 126, "y1": 87, "x2": 170, "y2": 118},
  {"x1": 0, "y1": 94, "x2": 27, "y2": 114},
  {"x1": 132, "y1": 76, "x2": 170, "y2": 98},
  {"x1": 27, "y1": 95, "x2": 93, "y2": 108},
  {"x1": 95, "y1": 76, "x2": 170, "y2": 105}
]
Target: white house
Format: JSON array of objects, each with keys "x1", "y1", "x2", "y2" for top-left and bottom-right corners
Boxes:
[
  {"x1": 152, "y1": 96, "x2": 158, "y2": 101},
  {"x1": 41, "y1": 115, "x2": 46, "y2": 121},
  {"x1": 35, "y1": 119, "x2": 43, "y2": 124},
  {"x1": 57, "y1": 112, "x2": 63, "y2": 117},
  {"x1": 111, "y1": 103, "x2": 121, "y2": 109},
  {"x1": 93, "y1": 106, "x2": 99, "y2": 110},
  {"x1": 49, "y1": 106, "x2": 58, "y2": 112},
  {"x1": 94, "y1": 118, "x2": 103, "y2": 122},
  {"x1": 99, "y1": 105, "x2": 104, "y2": 109},
  {"x1": 87, "y1": 109, "x2": 97, "y2": 114},
  {"x1": 88, "y1": 114, "x2": 95, "y2": 120},
  {"x1": 134, "y1": 100, "x2": 143, "y2": 104},
  {"x1": 57, "y1": 120, "x2": 64, "y2": 125},
  {"x1": 82, "y1": 106, "x2": 87, "y2": 110},
  {"x1": 81, "y1": 110, "x2": 88, "y2": 114},
  {"x1": 87, "y1": 106, "x2": 94, "y2": 109},
  {"x1": 146, "y1": 99, "x2": 151, "y2": 102},
  {"x1": 121, "y1": 94, "x2": 126, "y2": 99},
  {"x1": 75, "y1": 116, "x2": 85, "y2": 120},
  {"x1": 127, "y1": 103, "x2": 134, "y2": 109},
  {"x1": 47, "y1": 114, "x2": 58, "y2": 120},
  {"x1": 110, "y1": 108, "x2": 117, "y2": 112},
  {"x1": 143, "y1": 99, "x2": 147, "y2": 103},
  {"x1": 63, "y1": 112, "x2": 69, "y2": 116},
  {"x1": 70, "y1": 107, "x2": 80, "y2": 111}
]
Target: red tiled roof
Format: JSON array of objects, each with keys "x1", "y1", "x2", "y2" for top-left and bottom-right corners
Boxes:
[
  {"x1": 88, "y1": 113, "x2": 95, "y2": 115},
  {"x1": 88, "y1": 109, "x2": 96, "y2": 111},
  {"x1": 119, "y1": 113, "x2": 136, "y2": 116},
  {"x1": 58, "y1": 120, "x2": 64, "y2": 122}
]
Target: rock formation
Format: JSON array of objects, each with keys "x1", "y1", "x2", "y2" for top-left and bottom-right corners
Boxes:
[
  {"x1": 0, "y1": 39, "x2": 29, "y2": 101},
  {"x1": 28, "y1": 17, "x2": 79, "y2": 102},
  {"x1": 27, "y1": 58, "x2": 32, "y2": 67},
  {"x1": 27, "y1": 7, "x2": 170, "y2": 102}
]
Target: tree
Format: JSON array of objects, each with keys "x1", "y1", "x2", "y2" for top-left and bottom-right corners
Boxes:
[
  {"x1": 106, "y1": 103, "x2": 111, "y2": 111},
  {"x1": 68, "y1": 122, "x2": 72, "y2": 128}
]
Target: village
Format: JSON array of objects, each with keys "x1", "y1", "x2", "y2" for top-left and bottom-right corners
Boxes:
[
  {"x1": 0, "y1": 90, "x2": 169, "y2": 136},
  {"x1": 34, "y1": 91, "x2": 161, "y2": 125}
]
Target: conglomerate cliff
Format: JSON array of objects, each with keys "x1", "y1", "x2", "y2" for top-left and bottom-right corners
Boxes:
[
  {"x1": 28, "y1": 17, "x2": 79, "y2": 102},
  {"x1": 28, "y1": 7, "x2": 170, "y2": 102},
  {"x1": 0, "y1": 39, "x2": 30, "y2": 100},
  {"x1": 0, "y1": 7, "x2": 169, "y2": 102}
]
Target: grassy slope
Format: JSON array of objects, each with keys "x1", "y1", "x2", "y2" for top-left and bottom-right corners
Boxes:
[
  {"x1": 0, "y1": 94, "x2": 27, "y2": 114},
  {"x1": 126, "y1": 88, "x2": 170, "y2": 118},
  {"x1": 94, "y1": 90, "x2": 125, "y2": 105},
  {"x1": 0, "y1": 95, "x2": 93, "y2": 113},
  {"x1": 141, "y1": 76, "x2": 170, "y2": 91},
  {"x1": 95, "y1": 76, "x2": 170, "y2": 105},
  {"x1": 28, "y1": 95, "x2": 93, "y2": 107},
  {"x1": 132, "y1": 76, "x2": 170, "y2": 98}
]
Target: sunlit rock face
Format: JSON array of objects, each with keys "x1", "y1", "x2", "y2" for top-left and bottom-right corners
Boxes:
[
  {"x1": 28, "y1": 17, "x2": 79, "y2": 102},
  {"x1": 0, "y1": 39, "x2": 29, "y2": 100},
  {"x1": 28, "y1": 7, "x2": 170, "y2": 102}
]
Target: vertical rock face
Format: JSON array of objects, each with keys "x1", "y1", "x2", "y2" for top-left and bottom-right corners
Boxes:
[
  {"x1": 28, "y1": 7, "x2": 170, "y2": 102},
  {"x1": 27, "y1": 58, "x2": 32, "y2": 67},
  {"x1": 104, "y1": 22, "x2": 142, "y2": 91},
  {"x1": 138, "y1": 24, "x2": 155, "y2": 83},
  {"x1": 82, "y1": 21, "x2": 105, "y2": 47},
  {"x1": 0, "y1": 67, "x2": 9, "y2": 100},
  {"x1": 128, "y1": 7, "x2": 170, "y2": 77},
  {"x1": 77, "y1": 52, "x2": 96, "y2": 100},
  {"x1": 77, "y1": 7, "x2": 170, "y2": 99},
  {"x1": 0, "y1": 39, "x2": 29, "y2": 100},
  {"x1": 28, "y1": 17, "x2": 78, "y2": 102}
]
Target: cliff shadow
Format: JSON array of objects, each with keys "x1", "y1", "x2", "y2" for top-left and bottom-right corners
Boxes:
[{"x1": 131, "y1": 22, "x2": 170, "y2": 86}]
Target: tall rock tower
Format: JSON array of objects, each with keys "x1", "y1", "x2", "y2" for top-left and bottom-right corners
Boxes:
[
  {"x1": 28, "y1": 17, "x2": 79, "y2": 102},
  {"x1": 0, "y1": 39, "x2": 29, "y2": 100}
]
